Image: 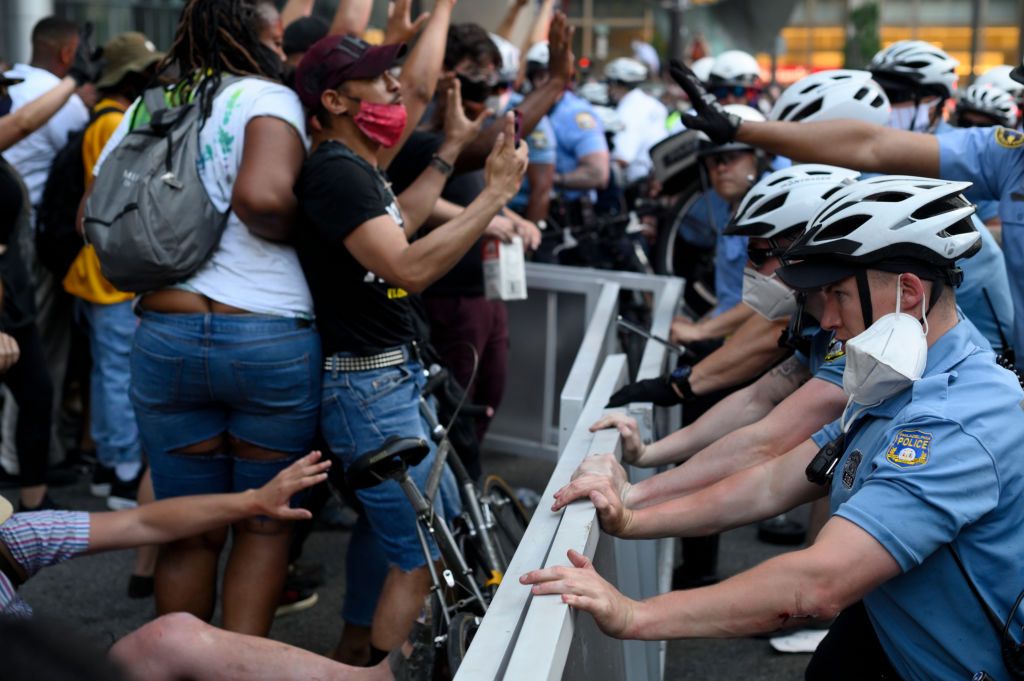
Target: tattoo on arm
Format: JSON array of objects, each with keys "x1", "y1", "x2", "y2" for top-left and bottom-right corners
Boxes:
[{"x1": 765, "y1": 356, "x2": 811, "y2": 405}]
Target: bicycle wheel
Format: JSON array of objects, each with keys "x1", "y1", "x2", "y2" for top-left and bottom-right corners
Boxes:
[
  {"x1": 446, "y1": 611, "x2": 482, "y2": 677},
  {"x1": 481, "y1": 475, "x2": 531, "y2": 570}
]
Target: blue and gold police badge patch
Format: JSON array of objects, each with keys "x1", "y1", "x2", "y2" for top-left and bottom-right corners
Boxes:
[
  {"x1": 824, "y1": 337, "x2": 845, "y2": 362},
  {"x1": 885, "y1": 429, "x2": 932, "y2": 469},
  {"x1": 575, "y1": 112, "x2": 597, "y2": 129},
  {"x1": 995, "y1": 127, "x2": 1024, "y2": 149},
  {"x1": 529, "y1": 129, "x2": 551, "y2": 149}
]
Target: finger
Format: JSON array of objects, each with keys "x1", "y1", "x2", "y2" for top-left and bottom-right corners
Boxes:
[
  {"x1": 277, "y1": 508, "x2": 314, "y2": 521},
  {"x1": 411, "y1": 11, "x2": 430, "y2": 31},
  {"x1": 502, "y1": 112, "x2": 516, "y2": 150},
  {"x1": 567, "y1": 548, "x2": 592, "y2": 569},
  {"x1": 519, "y1": 566, "x2": 568, "y2": 584},
  {"x1": 474, "y1": 107, "x2": 494, "y2": 124},
  {"x1": 387, "y1": 0, "x2": 396, "y2": 19}
]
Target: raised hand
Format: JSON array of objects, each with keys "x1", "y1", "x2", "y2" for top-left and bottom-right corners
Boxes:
[
  {"x1": 484, "y1": 112, "x2": 530, "y2": 203},
  {"x1": 589, "y1": 412, "x2": 646, "y2": 464},
  {"x1": 442, "y1": 77, "x2": 492, "y2": 151},
  {"x1": 547, "y1": 11, "x2": 575, "y2": 83},
  {"x1": 252, "y1": 451, "x2": 331, "y2": 520},
  {"x1": 520, "y1": 549, "x2": 639, "y2": 638},
  {"x1": 667, "y1": 59, "x2": 743, "y2": 145},
  {"x1": 384, "y1": 0, "x2": 431, "y2": 45}
]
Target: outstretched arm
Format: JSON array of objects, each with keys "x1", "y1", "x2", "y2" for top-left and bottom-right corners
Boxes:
[
  {"x1": 0, "y1": 77, "x2": 78, "y2": 152},
  {"x1": 495, "y1": 0, "x2": 529, "y2": 40},
  {"x1": 87, "y1": 452, "x2": 330, "y2": 552},
  {"x1": 687, "y1": 314, "x2": 790, "y2": 395},
  {"x1": 280, "y1": 0, "x2": 314, "y2": 28},
  {"x1": 328, "y1": 0, "x2": 373, "y2": 36},
  {"x1": 521, "y1": 517, "x2": 899, "y2": 641}
]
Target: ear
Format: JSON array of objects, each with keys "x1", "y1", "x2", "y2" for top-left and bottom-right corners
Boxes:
[
  {"x1": 320, "y1": 89, "x2": 349, "y2": 117},
  {"x1": 899, "y1": 273, "x2": 927, "y2": 315},
  {"x1": 60, "y1": 43, "x2": 76, "y2": 68}
]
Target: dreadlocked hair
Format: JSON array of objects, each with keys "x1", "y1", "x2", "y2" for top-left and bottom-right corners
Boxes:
[{"x1": 158, "y1": 0, "x2": 282, "y2": 120}]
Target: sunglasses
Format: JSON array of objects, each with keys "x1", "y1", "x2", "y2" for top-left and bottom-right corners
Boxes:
[
  {"x1": 747, "y1": 245, "x2": 786, "y2": 268},
  {"x1": 712, "y1": 85, "x2": 759, "y2": 101},
  {"x1": 704, "y1": 150, "x2": 749, "y2": 169}
]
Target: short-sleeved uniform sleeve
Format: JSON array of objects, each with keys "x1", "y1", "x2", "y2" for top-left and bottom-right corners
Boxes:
[
  {"x1": 831, "y1": 418, "x2": 999, "y2": 571},
  {"x1": 938, "y1": 126, "x2": 1016, "y2": 204},
  {"x1": 527, "y1": 116, "x2": 557, "y2": 165}
]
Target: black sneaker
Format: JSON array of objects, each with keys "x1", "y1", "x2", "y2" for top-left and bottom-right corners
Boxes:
[
  {"x1": 91, "y1": 464, "x2": 115, "y2": 497},
  {"x1": 286, "y1": 562, "x2": 325, "y2": 590},
  {"x1": 107, "y1": 474, "x2": 140, "y2": 510},
  {"x1": 127, "y1": 574, "x2": 155, "y2": 599}
]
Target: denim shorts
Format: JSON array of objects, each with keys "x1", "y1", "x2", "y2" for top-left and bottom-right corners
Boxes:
[
  {"x1": 131, "y1": 312, "x2": 321, "y2": 499},
  {"x1": 320, "y1": 349, "x2": 460, "y2": 572}
]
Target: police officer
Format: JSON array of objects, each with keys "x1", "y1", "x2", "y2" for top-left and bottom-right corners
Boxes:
[
  {"x1": 669, "y1": 55, "x2": 1024, "y2": 355},
  {"x1": 523, "y1": 176, "x2": 1024, "y2": 681},
  {"x1": 604, "y1": 57, "x2": 667, "y2": 185},
  {"x1": 867, "y1": 39, "x2": 959, "y2": 133},
  {"x1": 524, "y1": 41, "x2": 609, "y2": 201}
]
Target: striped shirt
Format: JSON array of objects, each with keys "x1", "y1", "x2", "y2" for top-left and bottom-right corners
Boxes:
[{"x1": 0, "y1": 511, "x2": 91, "y2": 617}]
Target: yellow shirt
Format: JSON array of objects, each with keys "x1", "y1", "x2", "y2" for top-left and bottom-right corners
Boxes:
[{"x1": 63, "y1": 98, "x2": 134, "y2": 305}]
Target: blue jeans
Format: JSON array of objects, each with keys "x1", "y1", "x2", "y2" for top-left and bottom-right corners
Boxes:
[
  {"x1": 320, "y1": 351, "x2": 460, "y2": 574},
  {"x1": 77, "y1": 300, "x2": 141, "y2": 468},
  {"x1": 130, "y1": 312, "x2": 321, "y2": 499}
]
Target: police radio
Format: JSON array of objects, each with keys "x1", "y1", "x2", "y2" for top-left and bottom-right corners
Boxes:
[{"x1": 805, "y1": 432, "x2": 846, "y2": 486}]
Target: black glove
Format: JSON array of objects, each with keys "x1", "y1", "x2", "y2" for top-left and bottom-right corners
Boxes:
[
  {"x1": 606, "y1": 375, "x2": 684, "y2": 408},
  {"x1": 668, "y1": 59, "x2": 743, "y2": 145},
  {"x1": 68, "y1": 23, "x2": 103, "y2": 86}
]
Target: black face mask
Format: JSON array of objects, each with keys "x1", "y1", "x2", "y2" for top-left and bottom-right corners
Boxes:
[{"x1": 456, "y1": 72, "x2": 493, "y2": 103}]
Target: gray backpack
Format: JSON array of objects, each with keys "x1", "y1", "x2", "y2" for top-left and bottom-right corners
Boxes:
[{"x1": 83, "y1": 77, "x2": 240, "y2": 292}]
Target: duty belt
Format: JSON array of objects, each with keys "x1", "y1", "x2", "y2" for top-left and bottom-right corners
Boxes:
[{"x1": 323, "y1": 348, "x2": 407, "y2": 372}]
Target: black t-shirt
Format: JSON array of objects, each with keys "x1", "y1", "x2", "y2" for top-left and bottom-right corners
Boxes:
[
  {"x1": 295, "y1": 140, "x2": 417, "y2": 356},
  {"x1": 389, "y1": 130, "x2": 488, "y2": 298}
]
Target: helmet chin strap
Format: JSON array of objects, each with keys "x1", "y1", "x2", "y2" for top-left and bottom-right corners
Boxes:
[{"x1": 855, "y1": 269, "x2": 874, "y2": 330}]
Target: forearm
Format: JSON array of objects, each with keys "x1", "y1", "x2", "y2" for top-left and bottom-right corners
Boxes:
[
  {"x1": 329, "y1": 0, "x2": 372, "y2": 36},
  {"x1": 0, "y1": 77, "x2": 77, "y2": 152},
  {"x1": 738, "y1": 120, "x2": 940, "y2": 177},
  {"x1": 424, "y1": 196, "x2": 464, "y2": 229},
  {"x1": 688, "y1": 320, "x2": 789, "y2": 395},
  {"x1": 90, "y1": 491, "x2": 259, "y2": 551},
  {"x1": 638, "y1": 383, "x2": 771, "y2": 469},
  {"x1": 693, "y1": 303, "x2": 754, "y2": 341},
  {"x1": 629, "y1": 549, "x2": 834, "y2": 639},
  {"x1": 555, "y1": 158, "x2": 608, "y2": 191},
  {"x1": 394, "y1": 188, "x2": 507, "y2": 292},
  {"x1": 495, "y1": 1, "x2": 523, "y2": 39},
  {"x1": 396, "y1": 142, "x2": 461, "y2": 234},
  {"x1": 379, "y1": 0, "x2": 454, "y2": 168},
  {"x1": 529, "y1": 0, "x2": 556, "y2": 45},
  {"x1": 525, "y1": 164, "x2": 553, "y2": 222},
  {"x1": 280, "y1": 0, "x2": 314, "y2": 27},
  {"x1": 457, "y1": 76, "x2": 567, "y2": 170}
]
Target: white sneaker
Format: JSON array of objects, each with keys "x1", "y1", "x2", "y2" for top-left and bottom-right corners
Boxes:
[{"x1": 769, "y1": 628, "x2": 829, "y2": 653}]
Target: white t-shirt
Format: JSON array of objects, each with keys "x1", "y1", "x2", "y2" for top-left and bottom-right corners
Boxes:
[
  {"x1": 1, "y1": 64, "x2": 89, "y2": 206},
  {"x1": 612, "y1": 87, "x2": 669, "y2": 184},
  {"x1": 97, "y1": 76, "x2": 313, "y2": 318}
]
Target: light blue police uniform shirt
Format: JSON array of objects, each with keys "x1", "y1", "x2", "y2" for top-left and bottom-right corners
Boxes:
[
  {"x1": 955, "y1": 219, "x2": 1014, "y2": 353},
  {"x1": 506, "y1": 92, "x2": 557, "y2": 214},
  {"x1": 793, "y1": 325, "x2": 845, "y2": 387},
  {"x1": 676, "y1": 191, "x2": 745, "y2": 317},
  {"x1": 936, "y1": 121, "x2": 1000, "y2": 222},
  {"x1": 938, "y1": 126, "x2": 1024, "y2": 351},
  {"x1": 812, "y1": 319, "x2": 1024, "y2": 681},
  {"x1": 548, "y1": 90, "x2": 608, "y2": 202}
]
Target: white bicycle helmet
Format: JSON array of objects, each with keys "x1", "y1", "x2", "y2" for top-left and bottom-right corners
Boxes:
[
  {"x1": 868, "y1": 40, "x2": 959, "y2": 99},
  {"x1": 604, "y1": 57, "x2": 647, "y2": 84},
  {"x1": 691, "y1": 56, "x2": 715, "y2": 84},
  {"x1": 708, "y1": 50, "x2": 762, "y2": 88},
  {"x1": 769, "y1": 70, "x2": 890, "y2": 126},
  {"x1": 955, "y1": 83, "x2": 1019, "y2": 128},
  {"x1": 788, "y1": 176, "x2": 980, "y2": 269},
  {"x1": 579, "y1": 81, "x2": 609, "y2": 106},
  {"x1": 489, "y1": 32, "x2": 521, "y2": 83},
  {"x1": 728, "y1": 164, "x2": 861, "y2": 239},
  {"x1": 526, "y1": 41, "x2": 549, "y2": 68},
  {"x1": 976, "y1": 64, "x2": 1024, "y2": 99}
]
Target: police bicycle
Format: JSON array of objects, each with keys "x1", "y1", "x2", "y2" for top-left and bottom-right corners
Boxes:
[{"x1": 340, "y1": 363, "x2": 531, "y2": 679}]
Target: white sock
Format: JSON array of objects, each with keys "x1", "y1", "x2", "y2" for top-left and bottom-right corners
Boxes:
[{"x1": 115, "y1": 461, "x2": 142, "y2": 483}]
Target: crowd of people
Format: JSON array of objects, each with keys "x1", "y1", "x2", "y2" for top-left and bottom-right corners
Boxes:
[{"x1": 1, "y1": 0, "x2": 1024, "y2": 679}]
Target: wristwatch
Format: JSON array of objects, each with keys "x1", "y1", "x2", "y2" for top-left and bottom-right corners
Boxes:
[{"x1": 668, "y1": 365, "x2": 696, "y2": 400}]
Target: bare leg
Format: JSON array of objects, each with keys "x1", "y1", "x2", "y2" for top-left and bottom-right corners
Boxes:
[
  {"x1": 222, "y1": 516, "x2": 292, "y2": 635},
  {"x1": 111, "y1": 613, "x2": 391, "y2": 681},
  {"x1": 371, "y1": 565, "x2": 432, "y2": 651},
  {"x1": 131, "y1": 468, "x2": 158, "y2": 579}
]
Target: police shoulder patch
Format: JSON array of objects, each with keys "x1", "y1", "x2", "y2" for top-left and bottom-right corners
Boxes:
[
  {"x1": 529, "y1": 129, "x2": 550, "y2": 149},
  {"x1": 824, "y1": 337, "x2": 845, "y2": 362},
  {"x1": 885, "y1": 429, "x2": 932, "y2": 469},
  {"x1": 995, "y1": 127, "x2": 1024, "y2": 149},
  {"x1": 575, "y1": 112, "x2": 596, "y2": 130}
]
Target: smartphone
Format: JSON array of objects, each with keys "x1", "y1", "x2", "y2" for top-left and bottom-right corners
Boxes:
[{"x1": 513, "y1": 109, "x2": 523, "y2": 148}]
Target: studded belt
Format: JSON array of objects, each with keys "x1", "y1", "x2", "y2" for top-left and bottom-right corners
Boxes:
[{"x1": 323, "y1": 348, "x2": 408, "y2": 372}]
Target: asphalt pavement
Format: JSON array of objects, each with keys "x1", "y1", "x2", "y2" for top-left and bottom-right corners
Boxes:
[{"x1": 2, "y1": 453, "x2": 813, "y2": 680}]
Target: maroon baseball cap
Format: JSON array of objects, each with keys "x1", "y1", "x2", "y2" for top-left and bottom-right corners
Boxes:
[{"x1": 294, "y1": 35, "x2": 407, "y2": 109}]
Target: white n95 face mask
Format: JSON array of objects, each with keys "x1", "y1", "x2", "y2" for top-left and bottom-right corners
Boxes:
[
  {"x1": 742, "y1": 267, "x2": 798, "y2": 320},
  {"x1": 887, "y1": 102, "x2": 935, "y2": 132},
  {"x1": 842, "y1": 276, "x2": 929, "y2": 405}
]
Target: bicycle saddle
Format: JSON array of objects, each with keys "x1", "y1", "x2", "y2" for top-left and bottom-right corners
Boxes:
[{"x1": 346, "y1": 436, "x2": 430, "y2": 490}]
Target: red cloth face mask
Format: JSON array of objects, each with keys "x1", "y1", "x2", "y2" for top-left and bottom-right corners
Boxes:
[{"x1": 351, "y1": 99, "x2": 408, "y2": 148}]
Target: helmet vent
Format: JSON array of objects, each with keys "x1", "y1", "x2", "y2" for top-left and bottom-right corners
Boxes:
[
  {"x1": 910, "y1": 196, "x2": 966, "y2": 220},
  {"x1": 777, "y1": 102, "x2": 798, "y2": 120},
  {"x1": 793, "y1": 98, "x2": 823, "y2": 121},
  {"x1": 817, "y1": 214, "x2": 870, "y2": 241},
  {"x1": 820, "y1": 186, "x2": 843, "y2": 201},
  {"x1": 864, "y1": 191, "x2": 911, "y2": 203},
  {"x1": 751, "y1": 193, "x2": 787, "y2": 217}
]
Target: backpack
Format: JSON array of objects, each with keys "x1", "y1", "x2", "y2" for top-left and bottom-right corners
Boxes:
[
  {"x1": 83, "y1": 76, "x2": 240, "y2": 292},
  {"x1": 35, "y1": 106, "x2": 122, "y2": 278}
]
